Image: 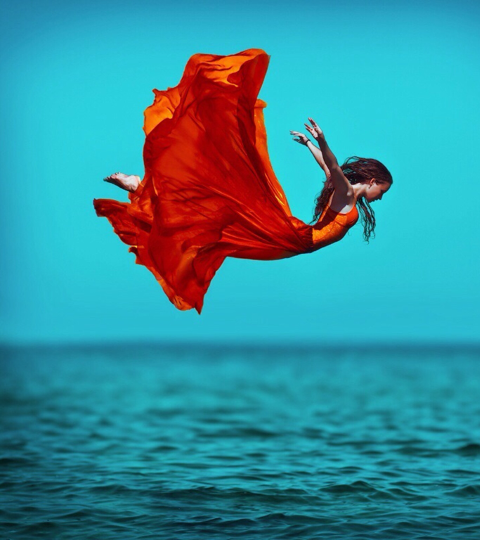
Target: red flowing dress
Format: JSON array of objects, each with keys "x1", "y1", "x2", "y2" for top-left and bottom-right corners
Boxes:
[{"x1": 93, "y1": 49, "x2": 358, "y2": 314}]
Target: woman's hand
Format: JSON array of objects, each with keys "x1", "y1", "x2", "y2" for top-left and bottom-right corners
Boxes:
[
  {"x1": 290, "y1": 130, "x2": 309, "y2": 145},
  {"x1": 305, "y1": 117, "x2": 325, "y2": 140},
  {"x1": 293, "y1": 128, "x2": 331, "y2": 180}
]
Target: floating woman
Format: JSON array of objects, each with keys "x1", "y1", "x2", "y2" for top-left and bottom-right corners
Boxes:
[{"x1": 93, "y1": 48, "x2": 393, "y2": 314}]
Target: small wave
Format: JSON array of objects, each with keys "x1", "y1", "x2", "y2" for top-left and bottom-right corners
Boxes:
[
  {"x1": 88, "y1": 483, "x2": 136, "y2": 495},
  {"x1": 321, "y1": 480, "x2": 397, "y2": 500},
  {"x1": 148, "y1": 444, "x2": 178, "y2": 452},
  {"x1": 395, "y1": 446, "x2": 441, "y2": 457},
  {"x1": 145, "y1": 407, "x2": 185, "y2": 418},
  {"x1": 0, "y1": 456, "x2": 36, "y2": 467},
  {"x1": 336, "y1": 466, "x2": 364, "y2": 474},
  {"x1": 388, "y1": 487, "x2": 429, "y2": 501},
  {"x1": 452, "y1": 443, "x2": 480, "y2": 456},
  {"x1": 205, "y1": 454, "x2": 243, "y2": 461},
  {"x1": 56, "y1": 509, "x2": 91, "y2": 519},
  {"x1": 20, "y1": 521, "x2": 61, "y2": 533},
  {"x1": 245, "y1": 451, "x2": 267, "y2": 458},
  {"x1": 446, "y1": 468, "x2": 478, "y2": 476},
  {"x1": 151, "y1": 486, "x2": 312, "y2": 506},
  {"x1": 448, "y1": 484, "x2": 480, "y2": 497},
  {"x1": 198, "y1": 426, "x2": 279, "y2": 439}
]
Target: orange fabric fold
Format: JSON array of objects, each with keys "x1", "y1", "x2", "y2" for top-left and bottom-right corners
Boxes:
[{"x1": 93, "y1": 48, "x2": 356, "y2": 314}]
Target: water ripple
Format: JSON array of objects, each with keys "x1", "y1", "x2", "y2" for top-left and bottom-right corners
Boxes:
[{"x1": 1, "y1": 345, "x2": 480, "y2": 539}]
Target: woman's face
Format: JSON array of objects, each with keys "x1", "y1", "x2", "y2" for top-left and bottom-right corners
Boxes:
[{"x1": 365, "y1": 179, "x2": 391, "y2": 202}]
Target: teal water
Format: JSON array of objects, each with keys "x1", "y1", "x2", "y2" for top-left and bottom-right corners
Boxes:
[{"x1": 1, "y1": 344, "x2": 480, "y2": 538}]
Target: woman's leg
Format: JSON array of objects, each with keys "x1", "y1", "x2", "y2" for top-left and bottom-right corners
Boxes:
[{"x1": 104, "y1": 172, "x2": 141, "y2": 192}]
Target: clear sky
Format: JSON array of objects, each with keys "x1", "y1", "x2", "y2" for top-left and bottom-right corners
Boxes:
[{"x1": 1, "y1": 0, "x2": 479, "y2": 344}]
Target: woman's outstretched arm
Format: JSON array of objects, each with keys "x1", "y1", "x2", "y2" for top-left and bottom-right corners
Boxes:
[
  {"x1": 306, "y1": 140, "x2": 331, "y2": 180},
  {"x1": 305, "y1": 118, "x2": 338, "y2": 169},
  {"x1": 291, "y1": 123, "x2": 351, "y2": 196},
  {"x1": 290, "y1": 130, "x2": 331, "y2": 180},
  {"x1": 305, "y1": 118, "x2": 352, "y2": 196}
]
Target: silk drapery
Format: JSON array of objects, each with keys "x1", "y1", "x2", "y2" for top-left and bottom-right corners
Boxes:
[{"x1": 93, "y1": 49, "x2": 356, "y2": 313}]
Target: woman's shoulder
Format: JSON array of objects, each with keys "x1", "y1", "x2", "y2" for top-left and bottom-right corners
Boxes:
[
  {"x1": 327, "y1": 190, "x2": 357, "y2": 214},
  {"x1": 326, "y1": 193, "x2": 357, "y2": 216}
]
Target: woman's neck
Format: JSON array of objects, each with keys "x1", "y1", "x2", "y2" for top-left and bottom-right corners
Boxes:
[{"x1": 352, "y1": 183, "x2": 369, "y2": 199}]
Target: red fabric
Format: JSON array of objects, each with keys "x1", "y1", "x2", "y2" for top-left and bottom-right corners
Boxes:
[{"x1": 93, "y1": 48, "x2": 357, "y2": 314}]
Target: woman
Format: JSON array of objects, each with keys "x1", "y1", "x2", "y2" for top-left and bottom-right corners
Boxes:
[{"x1": 94, "y1": 48, "x2": 392, "y2": 314}]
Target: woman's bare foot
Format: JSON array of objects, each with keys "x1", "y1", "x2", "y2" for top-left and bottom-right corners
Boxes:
[{"x1": 104, "y1": 172, "x2": 141, "y2": 192}]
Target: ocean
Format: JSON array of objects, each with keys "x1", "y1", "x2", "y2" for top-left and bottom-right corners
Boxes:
[{"x1": 1, "y1": 343, "x2": 479, "y2": 539}]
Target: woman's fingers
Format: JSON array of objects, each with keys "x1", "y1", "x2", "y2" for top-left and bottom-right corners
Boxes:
[
  {"x1": 308, "y1": 118, "x2": 324, "y2": 138},
  {"x1": 308, "y1": 117, "x2": 322, "y2": 131},
  {"x1": 290, "y1": 130, "x2": 300, "y2": 142},
  {"x1": 290, "y1": 130, "x2": 307, "y2": 144},
  {"x1": 305, "y1": 123, "x2": 320, "y2": 139}
]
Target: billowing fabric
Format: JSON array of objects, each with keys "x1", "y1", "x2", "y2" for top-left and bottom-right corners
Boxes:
[{"x1": 93, "y1": 48, "x2": 358, "y2": 314}]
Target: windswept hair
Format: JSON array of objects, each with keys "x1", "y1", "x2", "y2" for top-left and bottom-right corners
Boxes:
[{"x1": 311, "y1": 156, "x2": 393, "y2": 242}]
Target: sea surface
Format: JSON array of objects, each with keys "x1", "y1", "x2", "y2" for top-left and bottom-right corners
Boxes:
[{"x1": 1, "y1": 343, "x2": 480, "y2": 539}]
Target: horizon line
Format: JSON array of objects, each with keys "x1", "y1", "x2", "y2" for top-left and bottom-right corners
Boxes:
[{"x1": 1, "y1": 338, "x2": 480, "y2": 353}]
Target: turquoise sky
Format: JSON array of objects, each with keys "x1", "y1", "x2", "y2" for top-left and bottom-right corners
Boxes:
[{"x1": 1, "y1": 0, "x2": 479, "y2": 344}]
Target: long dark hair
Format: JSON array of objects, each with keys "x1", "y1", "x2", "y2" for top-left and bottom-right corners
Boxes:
[{"x1": 311, "y1": 156, "x2": 393, "y2": 242}]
